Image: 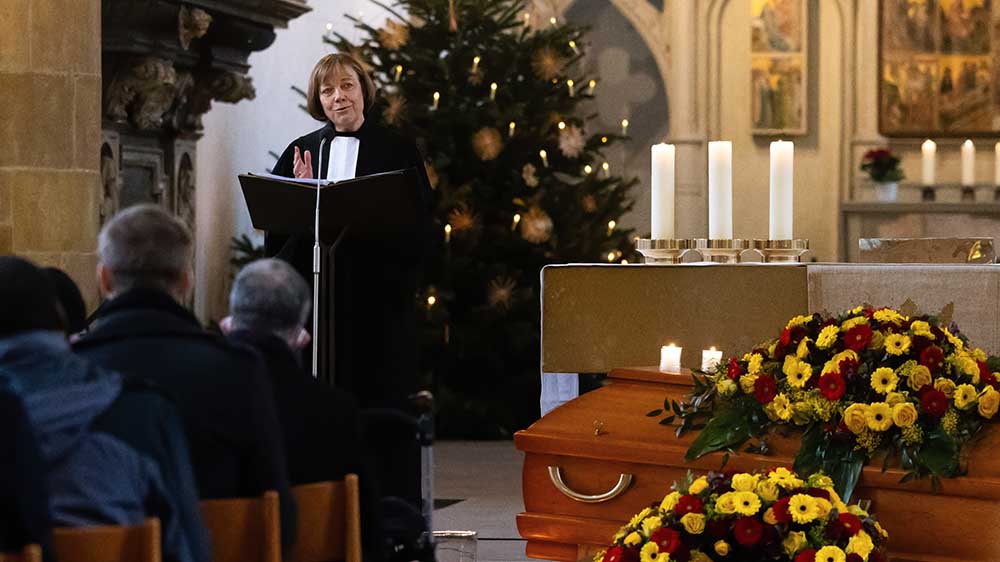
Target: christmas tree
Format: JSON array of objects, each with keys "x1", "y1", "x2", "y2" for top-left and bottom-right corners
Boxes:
[{"x1": 325, "y1": 0, "x2": 637, "y2": 437}]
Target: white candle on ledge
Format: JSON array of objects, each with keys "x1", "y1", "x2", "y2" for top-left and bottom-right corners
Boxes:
[
  {"x1": 921, "y1": 139, "x2": 936, "y2": 186},
  {"x1": 769, "y1": 140, "x2": 794, "y2": 240},
  {"x1": 961, "y1": 139, "x2": 976, "y2": 186},
  {"x1": 660, "y1": 343, "x2": 682, "y2": 373},
  {"x1": 708, "y1": 141, "x2": 733, "y2": 239},
  {"x1": 651, "y1": 143, "x2": 675, "y2": 239},
  {"x1": 701, "y1": 347, "x2": 723, "y2": 372}
]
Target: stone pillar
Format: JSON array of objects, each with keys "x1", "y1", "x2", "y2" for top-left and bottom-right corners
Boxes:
[{"x1": 0, "y1": 0, "x2": 102, "y2": 307}]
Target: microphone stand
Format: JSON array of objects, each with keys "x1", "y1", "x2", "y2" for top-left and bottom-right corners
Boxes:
[{"x1": 312, "y1": 137, "x2": 326, "y2": 377}]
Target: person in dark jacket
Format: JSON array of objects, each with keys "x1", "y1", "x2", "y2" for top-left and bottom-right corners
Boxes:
[
  {"x1": 221, "y1": 258, "x2": 383, "y2": 560},
  {"x1": 0, "y1": 255, "x2": 208, "y2": 562},
  {"x1": 72, "y1": 205, "x2": 296, "y2": 551}
]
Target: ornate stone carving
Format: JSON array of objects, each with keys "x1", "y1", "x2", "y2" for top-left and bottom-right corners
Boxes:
[
  {"x1": 105, "y1": 57, "x2": 184, "y2": 131},
  {"x1": 99, "y1": 141, "x2": 120, "y2": 226},
  {"x1": 178, "y1": 5, "x2": 212, "y2": 50},
  {"x1": 176, "y1": 152, "x2": 196, "y2": 232}
]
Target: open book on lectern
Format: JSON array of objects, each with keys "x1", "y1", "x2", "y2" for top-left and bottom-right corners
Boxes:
[{"x1": 238, "y1": 167, "x2": 423, "y2": 243}]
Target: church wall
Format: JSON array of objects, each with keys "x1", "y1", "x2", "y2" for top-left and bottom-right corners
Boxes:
[{"x1": 0, "y1": 0, "x2": 102, "y2": 308}]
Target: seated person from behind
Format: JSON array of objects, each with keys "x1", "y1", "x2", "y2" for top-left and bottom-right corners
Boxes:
[
  {"x1": 72, "y1": 205, "x2": 295, "y2": 550},
  {"x1": 0, "y1": 256, "x2": 208, "y2": 562},
  {"x1": 222, "y1": 258, "x2": 382, "y2": 559}
]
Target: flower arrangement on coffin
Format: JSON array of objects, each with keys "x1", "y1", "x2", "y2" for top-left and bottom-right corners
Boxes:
[
  {"x1": 598, "y1": 468, "x2": 889, "y2": 562},
  {"x1": 658, "y1": 304, "x2": 999, "y2": 501}
]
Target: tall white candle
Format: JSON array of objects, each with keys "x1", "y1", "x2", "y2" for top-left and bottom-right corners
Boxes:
[
  {"x1": 962, "y1": 139, "x2": 976, "y2": 186},
  {"x1": 769, "y1": 141, "x2": 794, "y2": 240},
  {"x1": 708, "y1": 141, "x2": 733, "y2": 239},
  {"x1": 701, "y1": 347, "x2": 723, "y2": 372},
  {"x1": 660, "y1": 344, "x2": 682, "y2": 373},
  {"x1": 994, "y1": 142, "x2": 1000, "y2": 186},
  {"x1": 651, "y1": 143, "x2": 676, "y2": 239},
  {"x1": 921, "y1": 139, "x2": 936, "y2": 186}
]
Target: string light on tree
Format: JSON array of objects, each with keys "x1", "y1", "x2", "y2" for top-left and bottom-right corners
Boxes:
[
  {"x1": 472, "y1": 55, "x2": 481, "y2": 73},
  {"x1": 539, "y1": 149, "x2": 549, "y2": 167},
  {"x1": 568, "y1": 40, "x2": 578, "y2": 54},
  {"x1": 490, "y1": 82, "x2": 498, "y2": 101},
  {"x1": 601, "y1": 136, "x2": 608, "y2": 144},
  {"x1": 511, "y1": 212, "x2": 521, "y2": 230},
  {"x1": 607, "y1": 220, "x2": 616, "y2": 235},
  {"x1": 566, "y1": 79, "x2": 575, "y2": 97},
  {"x1": 444, "y1": 223, "x2": 452, "y2": 244},
  {"x1": 325, "y1": 22, "x2": 333, "y2": 32},
  {"x1": 394, "y1": 64, "x2": 403, "y2": 82},
  {"x1": 549, "y1": 16, "x2": 557, "y2": 25},
  {"x1": 427, "y1": 295, "x2": 437, "y2": 308},
  {"x1": 557, "y1": 121, "x2": 566, "y2": 130},
  {"x1": 432, "y1": 91, "x2": 440, "y2": 110},
  {"x1": 584, "y1": 164, "x2": 593, "y2": 175},
  {"x1": 523, "y1": 12, "x2": 530, "y2": 26},
  {"x1": 508, "y1": 121, "x2": 516, "y2": 137},
  {"x1": 588, "y1": 79, "x2": 596, "y2": 95},
  {"x1": 606, "y1": 251, "x2": 616, "y2": 262},
  {"x1": 621, "y1": 119, "x2": 629, "y2": 136},
  {"x1": 602, "y1": 161, "x2": 610, "y2": 177}
]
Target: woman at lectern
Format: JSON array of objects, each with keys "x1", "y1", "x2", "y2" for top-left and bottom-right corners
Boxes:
[{"x1": 266, "y1": 53, "x2": 431, "y2": 410}]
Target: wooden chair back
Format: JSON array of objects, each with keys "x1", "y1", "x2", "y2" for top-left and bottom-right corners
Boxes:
[
  {"x1": 52, "y1": 518, "x2": 160, "y2": 562},
  {"x1": 200, "y1": 491, "x2": 280, "y2": 562},
  {"x1": 0, "y1": 544, "x2": 42, "y2": 562},
  {"x1": 289, "y1": 475, "x2": 362, "y2": 562}
]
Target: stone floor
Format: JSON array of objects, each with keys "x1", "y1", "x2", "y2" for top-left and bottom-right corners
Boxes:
[{"x1": 432, "y1": 441, "x2": 529, "y2": 562}]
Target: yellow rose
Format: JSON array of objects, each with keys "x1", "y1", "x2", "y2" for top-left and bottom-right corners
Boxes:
[
  {"x1": 885, "y1": 391, "x2": 907, "y2": 406},
  {"x1": 680, "y1": 513, "x2": 705, "y2": 534},
  {"x1": 715, "y1": 492, "x2": 737, "y2": 515},
  {"x1": 910, "y1": 320, "x2": 933, "y2": 338},
  {"x1": 846, "y1": 530, "x2": 875, "y2": 560},
  {"x1": 639, "y1": 542, "x2": 658, "y2": 562},
  {"x1": 739, "y1": 374, "x2": 759, "y2": 394},
  {"x1": 892, "y1": 402, "x2": 918, "y2": 427},
  {"x1": 689, "y1": 476, "x2": 710, "y2": 495},
  {"x1": 907, "y1": 364, "x2": 933, "y2": 391},
  {"x1": 791, "y1": 400, "x2": 813, "y2": 425},
  {"x1": 641, "y1": 516, "x2": 662, "y2": 537},
  {"x1": 843, "y1": 403, "x2": 869, "y2": 434},
  {"x1": 814, "y1": 497, "x2": 833, "y2": 518},
  {"x1": 713, "y1": 541, "x2": 730, "y2": 557},
  {"x1": 959, "y1": 356, "x2": 980, "y2": 382},
  {"x1": 848, "y1": 504, "x2": 869, "y2": 517},
  {"x1": 782, "y1": 531, "x2": 807, "y2": 557},
  {"x1": 871, "y1": 367, "x2": 898, "y2": 394},
  {"x1": 756, "y1": 479, "x2": 780, "y2": 502},
  {"x1": 624, "y1": 532, "x2": 642, "y2": 547},
  {"x1": 934, "y1": 377, "x2": 957, "y2": 398},
  {"x1": 762, "y1": 507, "x2": 778, "y2": 525},
  {"x1": 689, "y1": 552, "x2": 712, "y2": 562},
  {"x1": 978, "y1": 386, "x2": 1000, "y2": 419},
  {"x1": 659, "y1": 492, "x2": 680, "y2": 512},
  {"x1": 869, "y1": 330, "x2": 885, "y2": 350},
  {"x1": 954, "y1": 383, "x2": 979, "y2": 410},
  {"x1": 817, "y1": 325, "x2": 840, "y2": 349},
  {"x1": 866, "y1": 402, "x2": 893, "y2": 432},
  {"x1": 716, "y1": 377, "x2": 737, "y2": 397},
  {"x1": 816, "y1": 545, "x2": 847, "y2": 562},
  {"x1": 731, "y1": 473, "x2": 760, "y2": 492}
]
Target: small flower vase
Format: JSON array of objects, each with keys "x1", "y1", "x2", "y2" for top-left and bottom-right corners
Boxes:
[{"x1": 873, "y1": 181, "x2": 898, "y2": 202}]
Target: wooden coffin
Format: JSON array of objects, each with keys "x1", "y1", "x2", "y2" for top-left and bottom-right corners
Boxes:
[{"x1": 515, "y1": 367, "x2": 1000, "y2": 562}]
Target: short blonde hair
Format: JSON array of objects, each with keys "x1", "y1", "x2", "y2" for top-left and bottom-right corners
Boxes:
[{"x1": 306, "y1": 53, "x2": 376, "y2": 122}]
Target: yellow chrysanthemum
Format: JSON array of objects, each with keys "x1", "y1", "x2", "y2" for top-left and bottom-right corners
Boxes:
[
  {"x1": 641, "y1": 516, "x2": 662, "y2": 537},
  {"x1": 954, "y1": 383, "x2": 979, "y2": 410},
  {"x1": 768, "y1": 467, "x2": 803, "y2": 489},
  {"x1": 730, "y1": 473, "x2": 760, "y2": 492},
  {"x1": 688, "y1": 476, "x2": 709, "y2": 495},
  {"x1": 788, "y1": 494, "x2": 819, "y2": 523},
  {"x1": 910, "y1": 320, "x2": 934, "y2": 338},
  {"x1": 783, "y1": 356, "x2": 800, "y2": 378},
  {"x1": 681, "y1": 512, "x2": 705, "y2": 534},
  {"x1": 756, "y1": 479, "x2": 780, "y2": 502},
  {"x1": 815, "y1": 545, "x2": 847, "y2": 562},
  {"x1": 639, "y1": 541, "x2": 659, "y2": 562},
  {"x1": 714, "y1": 492, "x2": 737, "y2": 515},
  {"x1": 841, "y1": 316, "x2": 868, "y2": 331},
  {"x1": 613, "y1": 529, "x2": 625, "y2": 543},
  {"x1": 871, "y1": 367, "x2": 898, "y2": 393},
  {"x1": 907, "y1": 365, "x2": 932, "y2": 391},
  {"x1": 713, "y1": 541, "x2": 730, "y2": 556},
  {"x1": 766, "y1": 393, "x2": 793, "y2": 422},
  {"x1": 659, "y1": 492, "x2": 680, "y2": 513},
  {"x1": 865, "y1": 402, "x2": 893, "y2": 432},
  {"x1": 943, "y1": 327, "x2": 964, "y2": 350},
  {"x1": 739, "y1": 374, "x2": 759, "y2": 395},
  {"x1": 816, "y1": 325, "x2": 841, "y2": 349},
  {"x1": 747, "y1": 353, "x2": 764, "y2": 375},
  {"x1": 873, "y1": 308, "x2": 906, "y2": 325},
  {"x1": 796, "y1": 337, "x2": 811, "y2": 359},
  {"x1": 782, "y1": 531, "x2": 808, "y2": 557},
  {"x1": 971, "y1": 347, "x2": 987, "y2": 362},
  {"x1": 846, "y1": 530, "x2": 875, "y2": 560},
  {"x1": 628, "y1": 508, "x2": 652, "y2": 529},
  {"x1": 884, "y1": 333, "x2": 912, "y2": 356},
  {"x1": 624, "y1": 531, "x2": 642, "y2": 547},
  {"x1": 593, "y1": 549, "x2": 607, "y2": 562},
  {"x1": 786, "y1": 314, "x2": 812, "y2": 329},
  {"x1": 732, "y1": 491, "x2": 762, "y2": 516},
  {"x1": 979, "y1": 386, "x2": 1000, "y2": 419}
]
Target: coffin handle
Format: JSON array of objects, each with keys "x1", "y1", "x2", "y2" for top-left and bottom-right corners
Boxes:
[{"x1": 547, "y1": 466, "x2": 633, "y2": 503}]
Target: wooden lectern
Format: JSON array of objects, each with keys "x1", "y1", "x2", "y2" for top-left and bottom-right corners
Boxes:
[{"x1": 238, "y1": 168, "x2": 424, "y2": 384}]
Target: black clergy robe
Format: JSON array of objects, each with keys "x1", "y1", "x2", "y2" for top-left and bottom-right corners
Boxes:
[{"x1": 265, "y1": 118, "x2": 431, "y2": 410}]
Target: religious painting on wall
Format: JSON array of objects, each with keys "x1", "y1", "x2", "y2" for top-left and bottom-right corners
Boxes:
[
  {"x1": 880, "y1": 0, "x2": 998, "y2": 136},
  {"x1": 750, "y1": 0, "x2": 808, "y2": 135}
]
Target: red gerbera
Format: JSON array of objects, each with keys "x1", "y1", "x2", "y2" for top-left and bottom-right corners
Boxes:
[
  {"x1": 795, "y1": 550, "x2": 818, "y2": 562},
  {"x1": 838, "y1": 512, "x2": 862, "y2": 537},
  {"x1": 754, "y1": 375, "x2": 777, "y2": 404},
  {"x1": 727, "y1": 357, "x2": 743, "y2": 381},
  {"x1": 732, "y1": 516, "x2": 763, "y2": 547},
  {"x1": 919, "y1": 345, "x2": 944, "y2": 373},
  {"x1": 984, "y1": 371, "x2": 999, "y2": 390},
  {"x1": 819, "y1": 371, "x2": 846, "y2": 401},
  {"x1": 780, "y1": 327, "x2": 792, "y2": 346},
  {"x1": 843, "y1": 324, "x2": 873, "y2": 351},
  {"x1": 604, "y1": 546, "x2": 626, "y2": 562},
  {"x1": 979, "y1": 361, "x2": 991, "y2": 383},
  {"x1": 649, "y1": 528, "x2": 682, "y2": 554},
  {"x1": 772, "y1": 497, "x2": 792, "y2": 524},
  {"x1": 921, "y1": 389, "x2": 948, "y2": 419},
  {"x1": 673, "y1": 494, "x2": 704, "y2": 516}
]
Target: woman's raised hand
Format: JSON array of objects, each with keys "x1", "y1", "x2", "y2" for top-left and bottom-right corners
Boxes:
[{"x1": 293, "y1": 146, "x2": 313, "y2": 179}]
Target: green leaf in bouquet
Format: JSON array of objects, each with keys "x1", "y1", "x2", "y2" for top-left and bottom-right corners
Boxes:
[
  {"x1": 646, "y1": 409, "x2": 663, "y2": 417},
  {"x1": 684, "y1": 406, "x2": 754, "y2": 462},
  {"x1": 792, "y1": 423, "x2": 823, "y2": 476},
  {"x1": 658, "y1": 416, "x2": 675, "y2": 426},
  {"x1": 916, "y1": 426, "x2": 959, "y2": 477}
]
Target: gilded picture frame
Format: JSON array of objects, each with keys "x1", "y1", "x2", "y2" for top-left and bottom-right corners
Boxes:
[{"x1": 751, "y1": 0, "x2": 809, "y2": 135}]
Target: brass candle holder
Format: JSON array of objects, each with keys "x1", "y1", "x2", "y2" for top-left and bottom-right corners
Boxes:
[
  {"x1": 694, "y1": 239, "x2": 751, "y2": 264},
  {"x1": 636, "y1": 238, "x2": 695, "y2": 264},
  {"x1": 753, "y1": 239, "x2": 810, "y2": 263}
]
